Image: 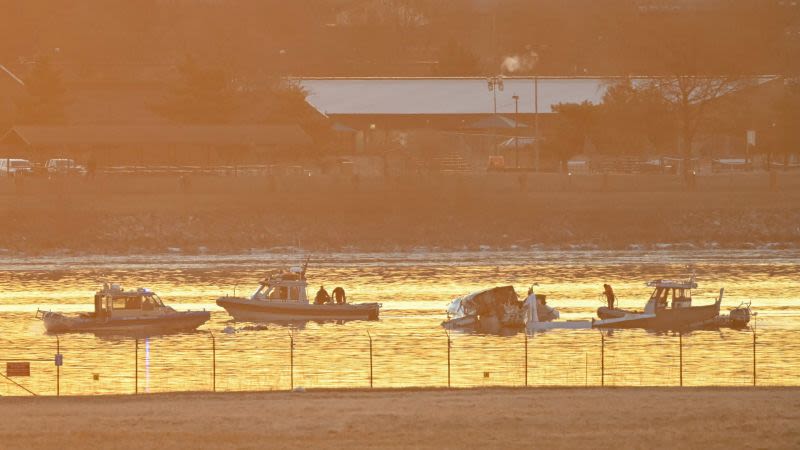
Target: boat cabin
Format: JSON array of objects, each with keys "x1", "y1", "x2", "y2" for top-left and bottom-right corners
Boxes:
[
  {"x1": 645, "y1": 279, "x2": 698, "y2": 313},
  {"x1": 93, "y1": 283, "x2": 168, "y2": 318},
  {"x1": 251, "y1": 268, "x2": 310, "y2": 304}
]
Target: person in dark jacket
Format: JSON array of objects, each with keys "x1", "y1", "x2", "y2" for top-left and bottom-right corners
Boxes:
[
  {"x1": 315, "y1": 286, "x2": 331, "y2": 305},
  {"x1": 332, "y1": 287, "x2": 346, "y2": 304},
  {"x1": 603, "y1": 284, "x2": 616, "y2": 309}
]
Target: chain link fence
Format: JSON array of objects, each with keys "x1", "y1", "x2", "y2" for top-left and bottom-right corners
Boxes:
[{"x1": 1, "y1": 325, "x2": 797, "y2": 397}]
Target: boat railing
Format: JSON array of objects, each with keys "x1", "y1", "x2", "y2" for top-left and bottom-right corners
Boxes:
[{"x1": 253, "y1": 295, "x2": 307, "y2": 304}]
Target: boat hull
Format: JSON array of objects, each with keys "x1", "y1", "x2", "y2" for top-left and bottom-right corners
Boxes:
[
  {"x1": 41, "y1": 311, "x2": 211, "y2": 334},
  {"x1": 217, "y1": 297, "x2": 380, "y2": 322},
  {"x1": 593, "y1": 302, "x2": 721, "y2": 330}
]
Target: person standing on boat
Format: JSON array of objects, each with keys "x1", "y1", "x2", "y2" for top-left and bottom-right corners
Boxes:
[
  {"x1": 315, "y1": 286, "x2": 331, "y2": 305},
  {"x1": 603, "y1": 284, "x2": 616, "y2": 309},
  {"x1": 332, "y1": 287, "x2": 346, "y2": 304}
]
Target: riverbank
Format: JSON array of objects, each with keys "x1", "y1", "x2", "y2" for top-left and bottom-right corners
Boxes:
[
  {"x1": 0, "y1": 387, "x2": 797, "y2": 449},
  {"x1": 1, "y1": 173, "x2": 799, "y2": 255}
]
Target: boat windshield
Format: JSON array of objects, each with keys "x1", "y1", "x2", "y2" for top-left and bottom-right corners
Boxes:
[
  {"x1": 650, "y1": 287, "x2": 692, "y2": 308},
  {"x1": 672, "y1": 288, "x2": 691, "y2": 301},
  {"x1": 148, "y1": 294, "x2": 165, "y2": 307},
  {"x1": 112, "y1": 295, "x2": 143, "y2": 310},
  {"x1": 650, "y1": 287, "x2": 669, "y2": 305},
  {"x1": 268, "y1": 286, "x2": 288, "y2": 300}
]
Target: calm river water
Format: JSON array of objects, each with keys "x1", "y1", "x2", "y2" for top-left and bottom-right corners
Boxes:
[{"x1": 0, "y1": 249, "x2": 798, "y2": 395}]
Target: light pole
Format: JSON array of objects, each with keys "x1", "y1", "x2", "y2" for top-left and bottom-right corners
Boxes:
[
  {"x1": 487, "y1": 75, "x2": 504, "y2": 156},
  {"x1": 533, "y1": 76, "x2": 540, "y2": 172},
  {"x1": 512, "y1": 94, "x2": 520, "y2": 168}
]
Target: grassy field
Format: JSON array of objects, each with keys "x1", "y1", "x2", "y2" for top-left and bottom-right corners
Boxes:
[
  {"x1": 0, "y1": 387, "x2": 798, "y2": 449},
  {"x1": 1, "y1": 172, "x2": 798, "y2": 254}
]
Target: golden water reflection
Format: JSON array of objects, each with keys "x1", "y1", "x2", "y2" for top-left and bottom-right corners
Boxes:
[{"x1": 0, "y1": 250, "x2": 798, "y2": 395}]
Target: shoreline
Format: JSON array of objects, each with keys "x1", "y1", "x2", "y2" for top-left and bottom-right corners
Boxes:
[
  {"x1": 1, "y1": 387, "x2": 798, "y2": 449},
  {"x1": 2, "y1": 174, "x2": 799, "y2": 256},
  {"x1": 1, "y1": 244, "x2": 798, "y2": 261}
]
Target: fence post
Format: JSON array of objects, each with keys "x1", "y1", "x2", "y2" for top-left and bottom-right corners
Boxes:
[
  {"x1": 289, "y1": 331, "x2": 294, "y2": 391},
  {"x1": 135, "y1": 338, "x2": 139, "y2": 395},
  {"x1": 679, "y1": 332, "x2": 683, "y2": 387},
  {"x1": 210, "y1": 332, "x2": 216, "y2": 392},
  {"x1": 524, "y1": 332, "x2": 528, "y2": 387},
  {"x1": 752, "y1": 316, "x2": 757, "y2": 387},
  {"x1": 600, "y1": 332, "x2": 605, "y2": 387},
  {"x1": 445, "y1": 330, "x2": 451, "y2": 388},
  {"x1": 367, "y1": 331, "x2": 373, "y2": 389},
  {"x1": 56, "y1": 336, "x2": 60, "y2": 397}
]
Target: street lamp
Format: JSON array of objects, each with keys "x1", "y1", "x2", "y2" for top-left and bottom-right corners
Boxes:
[
  {"x1": 487, "y1": 75, "x2": 504, "y2": 155},
  {"x1": 533, "y1": 76, "x2": 540, "y2": 172}
]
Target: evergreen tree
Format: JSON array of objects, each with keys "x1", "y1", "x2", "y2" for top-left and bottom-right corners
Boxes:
[
  {"x1": 153, "y1": 56, "x2": 237, "y2": 123},
  {"x1": 551, "y1": 101, "x2": 599, "y2": 164}
]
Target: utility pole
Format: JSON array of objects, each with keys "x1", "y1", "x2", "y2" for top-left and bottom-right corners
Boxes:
[
  {"x1": 488, "y1": 76, "x2": 504, "y2": 156},
  {"x1": 513, "y1": 94, "x2": 520, "y2": 168},
  {"x1": 534, "y1": 76, "x2": 540, "y2": 172},
  {"x1": 511, "y1": 94, "x2": 519, "y2": 169}
]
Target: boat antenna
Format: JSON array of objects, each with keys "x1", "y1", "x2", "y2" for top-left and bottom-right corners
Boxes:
[{"x1": 301, "y1": 255, "x2": 311, "y2": 278}]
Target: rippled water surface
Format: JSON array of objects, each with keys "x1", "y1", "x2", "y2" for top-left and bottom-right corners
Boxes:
[{"x1": 1, "y1": 250, "x2": 798, "y2": 395}]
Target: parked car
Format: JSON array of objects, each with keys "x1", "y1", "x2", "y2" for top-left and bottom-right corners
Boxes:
[
  {"x1": 0, "y1": 158, "x2": 34, "y2": 176},
  {"x1": 45, "y1": 158, "x2": 87, "y2": 176}
]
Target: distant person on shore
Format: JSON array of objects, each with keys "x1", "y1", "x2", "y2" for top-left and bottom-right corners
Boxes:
[
  {"x1": 315, "y1": 286, "x2": 331, "y2": 305},
  {"x1": 332, "y1": 287, "x2": 346, "y2": 304}
]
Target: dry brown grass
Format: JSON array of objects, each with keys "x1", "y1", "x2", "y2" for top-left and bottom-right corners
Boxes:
[
  {"x1": 0, "y1": 387, "x2": 798, "y2": 449},
  {"x1": 1, "y1": 173, "x2": 799, "y2": 254}
]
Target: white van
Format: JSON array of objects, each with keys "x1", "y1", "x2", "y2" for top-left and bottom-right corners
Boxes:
[
  {"x1": 46, "y1": 158, "x2": 86, "y2": 175},
  {"x1": 0, "y1": 158, "x2": 34, "y2": 176}
]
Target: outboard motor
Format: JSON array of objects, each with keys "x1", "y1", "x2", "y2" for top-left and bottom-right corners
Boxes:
[{"x1": 729, "y1": 302, "x2": 752, "y2": 328}]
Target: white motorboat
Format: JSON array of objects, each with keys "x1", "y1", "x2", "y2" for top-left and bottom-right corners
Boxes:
[
  {"x1": 216, "y1": 266, "x2": 380, "y2": 322},
  {"x1": 37, "y1": 283, "x2": 210, "y2": 334},
  {"x1": 594, "y1": 278, "x2": 725, "y2": 330}
]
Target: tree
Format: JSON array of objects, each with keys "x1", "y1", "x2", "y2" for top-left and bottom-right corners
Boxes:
[
  {"x1": 15, "y1": 57, "x2": 67, "y2": 124},
  {"x1": 550, "y1": 101, "x2": 599, "y2": 168},
  {"x1": 640, "y1": 75, "x2": 750, "y2": 176},
  {"x1": 773, "y1": 79, "x2": 800, "y2": 169},
  {"x1": 262, "y1": 80, "x2": 332, "y2": 146},
  {"x1": 153, "y1": 56, "x2": 238, "y2": 124},
  {"x1": 598, "y1": 78, "x2": 675, "y2": 155}
]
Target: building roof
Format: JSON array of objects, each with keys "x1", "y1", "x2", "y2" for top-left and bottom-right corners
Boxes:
[
  {"x1": 297, "y1": 76, "x2": 780, "y2": 117},
  {"x1": 297, "y1": 77, "x2": 610, "y2": 115},
  {"x1": 1, "y1": 125, "x2": 312, "y2": 147}
]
